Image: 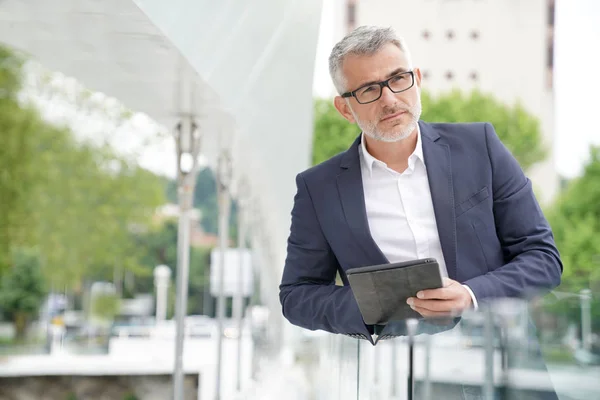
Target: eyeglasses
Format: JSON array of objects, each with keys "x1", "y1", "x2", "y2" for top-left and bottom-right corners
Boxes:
[{"x1": 341, "y1": 70, "x2": 415, "y2": 104}]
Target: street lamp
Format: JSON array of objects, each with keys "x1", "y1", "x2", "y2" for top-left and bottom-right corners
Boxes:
[
  {"x1": 173, "y1": 115, "x2": 202, "y2": 400},
  {"x1": 215, "y1": 149, "x2": 232, "y2": 400}
]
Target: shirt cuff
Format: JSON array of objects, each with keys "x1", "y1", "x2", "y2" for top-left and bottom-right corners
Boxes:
[{"x1": 462, "y1": 284, "x2": 479, "y2": 310}]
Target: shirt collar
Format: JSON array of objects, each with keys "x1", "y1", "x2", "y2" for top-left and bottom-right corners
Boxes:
[{"x1": 359, "y1": 124, "x2": 424, "y2": 177}]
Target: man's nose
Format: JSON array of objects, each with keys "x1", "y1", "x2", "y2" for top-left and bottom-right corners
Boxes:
[{"x1": 379, "y1": 86, "x2": 397, "y2": 105}]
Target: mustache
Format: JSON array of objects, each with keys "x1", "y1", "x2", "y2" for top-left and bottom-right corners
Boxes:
[{"x1": 379, "y1": 104, "x2": 411, "y2": 120}]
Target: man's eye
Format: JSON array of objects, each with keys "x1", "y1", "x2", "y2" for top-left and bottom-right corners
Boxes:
[{"x1": 361, "y1": 86, "x2": 376, "y2": 94}]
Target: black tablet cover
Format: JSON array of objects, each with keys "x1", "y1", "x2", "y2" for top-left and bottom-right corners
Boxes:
[{"x1": 346, "y1": 258, "x2": 443, "y2": 325}]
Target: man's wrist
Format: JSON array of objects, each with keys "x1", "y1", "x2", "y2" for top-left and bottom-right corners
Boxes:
[{"x1": 462, "y1": 284, "x2": 479, "y2": 310}]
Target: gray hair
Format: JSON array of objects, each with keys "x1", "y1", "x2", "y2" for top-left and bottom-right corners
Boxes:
[{"x1": 329, "y1": 26, "x2": 412, "y2": 94}]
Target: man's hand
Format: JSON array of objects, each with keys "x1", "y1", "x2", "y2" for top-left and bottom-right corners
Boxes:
[{"x1": 406, "y1": 278, "x2": 473, "y2": 318}]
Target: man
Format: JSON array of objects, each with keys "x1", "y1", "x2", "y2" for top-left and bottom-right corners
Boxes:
[{"x1": 279, "y1": 26, "x2": 562, "y2": 343}]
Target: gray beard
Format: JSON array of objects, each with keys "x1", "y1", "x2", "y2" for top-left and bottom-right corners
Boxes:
[{"x1": 353, "y1": 100, "x2": 422, "y2": 143}]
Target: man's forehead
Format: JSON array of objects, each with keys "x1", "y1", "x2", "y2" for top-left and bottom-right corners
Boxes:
[{"x1": 341, "y1": 45, "x2": 410, "y2": 87}]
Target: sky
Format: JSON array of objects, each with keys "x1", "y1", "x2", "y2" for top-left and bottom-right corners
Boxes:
[
  {"x1": 554, "y1": 0, "x2": 600, "y2": 178},
  {"x1": 312, "y1": 0, "x2": 600, "y2": 179}
]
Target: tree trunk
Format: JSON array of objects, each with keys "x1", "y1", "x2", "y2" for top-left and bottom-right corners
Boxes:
[{"x1": 13, "y1": 312, "x2": 28, "y2": 342}]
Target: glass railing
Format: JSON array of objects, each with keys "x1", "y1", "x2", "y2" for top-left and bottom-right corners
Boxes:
[{"x1": 311, "y1": 291, "x2": 599, "y2": 400}]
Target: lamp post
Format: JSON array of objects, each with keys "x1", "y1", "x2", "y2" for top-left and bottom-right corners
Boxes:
[
  {"x1": 580, "y1": 288, "x2": 593, "y2": 352},
  {"x1": 215, "y1": 149, "x2": 232, "y2": 400},
  {"x1": 234, "y1": 178, "x2": 249, "y2": 392},
  {"x1": 172, "y1": 116, "x2": 202, "y2": 400},
  {"x1": 581, "y1": 254, "x2": 599, "y2": 352},
  {"x1": 247, "y1": 200, "x2": 262, "y2": 381}
]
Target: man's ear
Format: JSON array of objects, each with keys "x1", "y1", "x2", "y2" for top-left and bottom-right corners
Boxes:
[
  {"x1": 334, "y1": 96, "x2": 356, "y2": 124},
  {"x1": 414, "y1": 67, "x2": 422, "y2": 89}
]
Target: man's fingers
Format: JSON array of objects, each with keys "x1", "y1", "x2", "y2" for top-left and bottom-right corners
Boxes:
[
  {"x1": 407, "y1": 297, "x2": 461, "y2": 313},
  {"x1": 416, "y1": 287, "x2": 453, "y2": 300},
  {"x1": 408, "y1": 298, "x2": 448, "y2": 312},
  {"x1": 416, "y1": 278, "x2": 457, "y2": 300},
  {"x1": 409, "y1": 305, "x2": 452, "y2": 319}
]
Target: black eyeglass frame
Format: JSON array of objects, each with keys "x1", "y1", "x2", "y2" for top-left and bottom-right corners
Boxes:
[{"x1": 341, "y1": 70, "x2": 415, "y2": 104}]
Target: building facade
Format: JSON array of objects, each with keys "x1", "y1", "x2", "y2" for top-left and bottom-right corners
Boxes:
[{"x1": 334, "y1": 0, "x2": 558, "y2": 204}]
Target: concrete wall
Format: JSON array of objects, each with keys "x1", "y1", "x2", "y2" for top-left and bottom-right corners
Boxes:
[{"x1": 0, "y1": 375, "x2": 198, "y2": 400}]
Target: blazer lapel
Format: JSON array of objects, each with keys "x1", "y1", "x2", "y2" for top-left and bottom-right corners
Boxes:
[
  {"x1": 420, "y1": 121, "x2": 458, "y2": 280},
  {"x1": 336, "y1": 136, "x2": 388, "y2": 266}
]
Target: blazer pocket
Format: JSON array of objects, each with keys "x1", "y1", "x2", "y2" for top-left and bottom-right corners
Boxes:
[{"x1": 455, "y1": 186, "x2": 489, "y2": 218}]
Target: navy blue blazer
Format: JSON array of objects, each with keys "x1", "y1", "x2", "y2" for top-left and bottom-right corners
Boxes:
[{"x1": 279, "y1": 121, "x2": 562, "y2": 340}]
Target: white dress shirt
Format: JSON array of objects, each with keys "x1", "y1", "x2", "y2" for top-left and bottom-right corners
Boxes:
[{"x1": 358, "y1": 128, "x2": 478, "y2": 308}]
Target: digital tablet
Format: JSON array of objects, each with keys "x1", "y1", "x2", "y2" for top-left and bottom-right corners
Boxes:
[{"x1": 346, "y1": 258, "x2": 443, "y2": 325}]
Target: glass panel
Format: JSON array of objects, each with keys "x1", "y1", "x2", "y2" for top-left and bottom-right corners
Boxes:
[
  {"x1": 528, "y1": 292, "x2": 600, "y2": 399},
  {"x1": 338, "y1": 337, "x2": 359, "y2": 400}
]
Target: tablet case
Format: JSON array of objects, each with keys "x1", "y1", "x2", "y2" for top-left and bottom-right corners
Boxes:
[{"x1": 346, "y1": 258, "x2": 443, "y2": 325}]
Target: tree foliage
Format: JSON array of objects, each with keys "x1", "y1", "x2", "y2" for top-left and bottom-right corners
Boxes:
[
  {"x1": 165, "y1": 167, "x2": 238, "y2": 239},
  {"x1": 0, "y1": 46, "x2": 41, "y2": 274},
  {"x1": 311, "y1": 90, "x2": 546, "y2": 170},
  {"x1": 420, "y1": 90, "x2": 546, "y2": 171},
  {"x1": 32, "y1": 138, "x2": 165, "y2": 290},
  {"x1": 312, "y1": 98, "x2": 360, "y2": 165},
  {"x1": 0, "y1": 44, "x2": 165, "y2": 296},
  {"x1": 134, "y1": 220, "x2": 212, "y2": 315},
  {"x1": 91, "y1": 293, "x2": 121, "y2": 322},
  {"x1": 543, "y1": 147, "x2": 600, "y2": 332},
  {"x1": 0, "y1": 248, "x2": 47, "y2": 339},
  {"x1": 548, "y1": 147, "x2": 600, "y2": 293}
]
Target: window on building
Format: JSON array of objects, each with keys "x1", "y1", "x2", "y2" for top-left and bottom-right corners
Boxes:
[
  {"x1": 470, "y1": 71, "x2": 478, "y2": 81},
  {"x1": 548, "y1": 0, "x2": 555, "y2": 26},
  {"x1": 347, "y1": 2, "x2": 356, "y2": 27},
  {"x1": 470, "y1": 31, "x2": 480, "y2": 40},
  {"x1": 445, "y1": 71, "x2": 454, "y2": 80},
  {"x1": 446, "y1": 30, "x2": 455, "y2": 40},
  {"x1": 422, "y1": 30, "x2": 431, "y2": 40},
  {"x1": 422, "y1": 70, "x2": 430, "y2": 79},
  {"x1": 546, "y1": 0, "x2": 555, "y2": 89}
]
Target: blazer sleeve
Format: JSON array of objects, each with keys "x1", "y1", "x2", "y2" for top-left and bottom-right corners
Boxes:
[
  {"x1": 463, "y1": 123, "x2": 563, "y2": 302},
  {"x1": 279, "y1": 173, "x2": 371, "y2": 338}
]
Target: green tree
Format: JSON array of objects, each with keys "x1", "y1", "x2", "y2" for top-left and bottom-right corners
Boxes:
[
  {"x1": 0, "y1": 46, "x2": 46, "y2": 274},
  {"x1": 546, "y1": 147, "x2": 600, "y2": 330},
  {"x1": 0, "y1": 248, "x2": 47, "y2": 340},
  {"x1": 311, "y1": 90, "x2": 546, "y2": 170},
  {"x1": 312, "y1": 98, "x2": 360, "y2": 165},
  {"x1": 165, "y1": 167, "x2": 238, "y2": 240},
  {"x1": 30, "y1": 130, "x2": 165, "y2": 292},
  {"x1": 90, "y1": 293, "x2": 121, "y2": 322},
  {"x1": 548, "y1": 147, "x2": 600, "y2": 286},
  {"x1": 1, "y1": 43, "x2": 165, "y2": 297},
  {"x1": 134, "y1": 220, "x2": 212, "y2": 315},
  {"x1": 187, "y1": 245, "x2": 212, "y2": 315},
  {"x1": 0, "y1": 45, "x2": 21, "y2": 94},
  {"x1": 420, "y1": 90, "x2": 546, "y2": 170}
]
